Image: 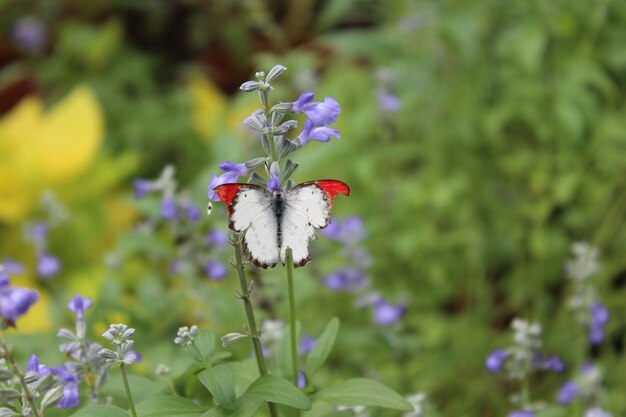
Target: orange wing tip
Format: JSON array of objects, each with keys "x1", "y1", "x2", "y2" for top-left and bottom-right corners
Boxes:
[{"x1": 316, "y1": 180, "x2": 350, "y2": 199}]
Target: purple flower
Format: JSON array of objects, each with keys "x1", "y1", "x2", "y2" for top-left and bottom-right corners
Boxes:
[
  {"x1": 485, "y1": 349, "x2": 508, "y2": 373},
  {"x1": 206, "y1": 229, "x2": 229, "y2": 247},
  {"x1": 37, "y1": 253, "x2": 60, "y2": 278},
  {"x1": 208, "y1": 172, "x2": 240, "y2": 201},
  {"x1": 299, "y1": 335, "x2": 317, "y2": 354},
  {"x1": 298, "y1": 371, "x2": 306, "y2": 389},
  {"x1": 377, "y1": 89, "x2": 402, "y2": 112},
  {"x1": 133, "y1": 179, "x2": 153, "y2": 199},
  {"x1": 557, "y1": 381, "x2": 579, "y2": 405},
  {"x1": 30, "y1": 221, "x2": 49, "y2": 244},
  {"x1": 324, "y1": 268, "x2": 369, "y2": 292},
  {"x1": 322, "y1": 216, "x2": 367, "y2": 246},
  {"x1": 205, "y1": 260, "x2": 227, "y2": 280},
  {"x1": 297, "y1": 119, "x2": 341, "y2": 147},
  {"x1": 589, "y1": 303, "x2": 609, "y2": 345},
  {"x1": 536, "y1": 354, "x2": 565, "y2": 373},
  {"x1": 68, "y1": 294, "x2": 92, "y2": 320},
  {"x1": 53, "y1": 366, "x2": 80, "y2": 409},
  {"x1": 126, "y1": 350, "x2": 142, "y2": 364},
  {"x1": 373, "y1": 299, "x2": 406, "y2": 326},
  {"x1": 268, "y1": 173, "x2": 281, "y2": 193},
  {"x1": 508, "y1": 410, "x2": 535, "y2": 417},
  {"x1": 161, "y1": 197, "x2": 178, "y2": 221},
  {"x1": 27, "y1": 354, "x2": 51, "y2": 378},
  {"x1": 11, "y1": 17, "x2": 47, "y2": 53},
  {"x1": 219, "y1": 161, "x2": 249, "y2": 176},
  {"x1": 170, "y1": 260, "x2": 181, "y2": 274},
  {"x1": 292, "y1": 92, "x2": 341, "y2": 127},
  {"x1": 0, "y1": 277, "x2": 39, "y2": 323},
  {"x1": 184, "y1": 201, "x2": 202, "y2": 223},
  {"x1": 2, "y1": 259, "x2": 24, "y2": 274}
]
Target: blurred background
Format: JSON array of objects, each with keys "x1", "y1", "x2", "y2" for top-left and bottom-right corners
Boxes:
[{"x1": 1, "y1": 0, "x2": 625, "y2": 415}]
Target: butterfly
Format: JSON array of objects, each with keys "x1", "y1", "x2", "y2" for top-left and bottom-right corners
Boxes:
[{"x1": 214, "y1": 180, "x2": 350, "y2": 268}]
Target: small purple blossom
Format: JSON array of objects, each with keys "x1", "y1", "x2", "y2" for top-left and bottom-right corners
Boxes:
[
  {"x1": 322, "y1": 216, "x2": 368, "y2": 246},
  {"x1": 377, "y1": 89, "x2": 402, "y2": 112},
  {"x1": 37, "y1": 253, "x2": 61, "y2": 278},
  {"x1": 184, "y1": 201, "x2": 202, "y2": 223},
  {"x1": 205, "y1": 260, "x2": 227, "y2": 280},
  {"x1": 219, "y1": 161, "x2": 249, "y2": 176},
  {"x1": 589, "y1": 302, "x2": 609, "y2": 345},
  {"x1": 133, "y1": 179, "x2": 152, "y2": 199},
  {"x1": 298, "y1": 371, "x2": 306, "y2": 389},
  {"x1": 206, "y1": 229, "x2": 229, "y2": 247},
  {"x1": 299, "y1": 335, "x2": 317, "y2": 354},
  {"x1": 11, "y1": 16, "x2": 47, "y2": 53},
  {"x1": 161, "y1": 196, "x2": 178, "y2": 221},
  {"x1": 68, "y1": 294, "x2": 92, "y2": 321},
  {"x1": 208, "y1": 172, "x2": 239, "y2": 201},
  {"x1": 507, "y1": 410, "x2": 535, "y2": 417},
  {"x1": 268, "y1": 173, "x2": 281, "y2": 193},
  {"x1": 324, "y1": 268, "x2": 369, "y2": 292},
  {"x1": 557, "y1": 380, "x2": 579, "y2": 405},
  {"x1": 373, "y1": 299, "x2": 406, "y2": 326},
  {"x1": 297, "y1": 119, "x2": 341, "y2": 147},
  {"x1": 292, "y1": 92, "x2": 341, "y2": 127},
  {"x1": 0, "y1": 276, "x2": 39, "y2": 323},
  {"x1": 170, "y1": 260, "x2": 181, "y2": 274},
  {"x1": 2, "y1": 259, "x2": 24, "y2": 274},
  {"x1": 30, "y1": 221, "x2": 49, "y2": 244},
  {"x1": 536, "y1": 354, "x2": 565, "y2": 373},
  {"x1": 485, "y1": 349, "x2": 508, "y2": 373},
  {"x1": 53, "y1": 366, "x2": 80, "y2": 409},
  {"x1": 27, "y1": 354, "x2": 51, "y2": 377}
]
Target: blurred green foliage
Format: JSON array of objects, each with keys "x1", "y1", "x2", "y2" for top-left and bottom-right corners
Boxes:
[{"x1": 1, "y1": 0, "x2": 625, "y2": 416}]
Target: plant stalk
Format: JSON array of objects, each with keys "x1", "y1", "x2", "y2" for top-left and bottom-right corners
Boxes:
[
  {"x1": 285, "y1": 248, "x2": 299, "y2": 386},
  {"x1": 0, "y1": 338, "x2": 42, "y2": 417},
  {"x1": 120, "y1": 364, "x2": 137, "y2": 417},
  {"x1": 232, "y1": 234, "x2": 278, "y2": 417}
]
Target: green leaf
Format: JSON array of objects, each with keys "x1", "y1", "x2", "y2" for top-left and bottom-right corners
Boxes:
[
  {"x1": 135, "y1": 395, "x2": 204, "y2": 417},
  {"x1": 198, "y1": 365, "x2": 237, "y2": 409},
  {"x1": 305, "y1": 317, "x2": 340, "y2": 378},
  {"x1": 316, "y1": 379, "x2": 412, "y2": 411},
  {"x1": 189, "y1": 330, "x2": 216, "y2": 364},
  {"x1": 245, "y1": 375, "x2": 311, "y2": 410},
  {"x1": 69, "y1": 405, "x2": 130, "y2": 417},
  {"x1": 201, "y1": 397, "x2": 264, "y2": 417},
  {"x1": 536, "y1": 407, "x2": 568, "y2": 417},
  {"x1": 101, "y1": 374, "x2": 166, "y2": 403}
]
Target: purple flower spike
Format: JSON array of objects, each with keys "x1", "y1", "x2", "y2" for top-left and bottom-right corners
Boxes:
[
  {"x1": 161, "y1": 197, "x2": 178, "y2": 221},
  {"x1": 292, "y1": 92, "x2": 341, "y2": 127},
  {"x1": 133, "y1": 179, "x2": 152, "y2": 199},
  {"x1": 485, "y1": 349, "x2": 508, "y2": 373},
  {"x1": 205, "y1": 260, "x2": 227, "y2": 280},
  {"x1": 373, "y1": 299, "x2": 406, "y2": 326},
  {"x1": 208, "y1": 172, "x2": 240, "y2": 201},
  {"x1": 589, "y1": 303, "x2": 609, "y2": 345},
  {"x1": 297, "y1": 120, "x2": 340, "y2": 147},
  {"x1": 37, "y1": 253, "x2": 60, "y2": 278},
  {"x1": 219, "y1": 161, "x2": 249, "y2": 176},
  {"x1": 68, "y1": 294, "x2": 92, "y2": 320},
  {"x1": 0, "y1": 278, "x2": 39, "y2": 323},
  {"x1": 508, "y1": 410, "x2": 535, "y2": 417},
  {"x1": 557, "y1": 381, "x2": 579, "y2": 405}
]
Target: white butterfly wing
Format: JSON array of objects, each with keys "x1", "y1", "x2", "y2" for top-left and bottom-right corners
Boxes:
[
  {"x1": 215, "y1": 184, "x2": 279, "y2": 268},
  {"x1": 281, "y1": 180, "x2": 350, "y2": 267}
]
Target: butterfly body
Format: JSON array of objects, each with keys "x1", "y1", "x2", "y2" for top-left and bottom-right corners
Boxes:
[{"x1": 214, "y1": 180, "x2": 349, "y2": 268}]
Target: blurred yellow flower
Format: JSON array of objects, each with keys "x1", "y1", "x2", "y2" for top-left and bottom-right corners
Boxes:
[{"x1": 0, "y1": 86, "x2": 103, "y2": 222}]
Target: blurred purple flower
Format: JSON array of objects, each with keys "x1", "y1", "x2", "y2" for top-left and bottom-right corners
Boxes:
[
  {"x1": 184, "y1": 201, "x2": 201, "y2": 223},
  {"x1": 133, "y1": 179, "x2": 153, "y2": 199},
  {"x1": 507, "y1": 411, "x2": 534, "y2": 417},
  {"x1": 0, "y1": 275, "x2": 39, "y2": 323},
  {"x1": 485, "y1": 349, "x2": 508, "y2": 373},
  {"x1": 37, "y1": 253, "x2": 60, "y2": 278},
  {"x1": 297, "y1": 119, "x2": 340, "y2": 147},
  {"x1": 170, "y1": 260, "x2": 181, "y2": 274},
  {"x1": 208, "y1": 172, "x2": 240, "y2": 201},
  {"x1": 30, "y1": 221, "x2": 49, "y2": 244},
  {"x1": 219, "y1": 161, "x2": 249, "y2": 176},
  {"x1": 161, "y1": 197, "x2": 178, "y2": 221},
  {"x1": 535, "y1": 354, "x2": 565, "y2": 373},
  {"x1": 377, "y1": 89, "x2": 402, "y2": 112},
  {"x1": 126, "y1": 350, "x2": 142, "y2": 364},
  {"x1": 205, "y1": 260, "x2": 227, "y2": 280},
  {"x1": 589, "y1": 302, "x2": 609, "y2": 345},
  {"x1": 298, "y1": 371, "x2": 306, "y2": 389},
  {"x1": 322, "y1": 216, "x2": 368, "y2": 246},
  {"x1": 557, "y1": 380, "x2": 579, "y2": 405},
  {"x1": 324, "y1": 268, "x2": 369, "y2": 292},
  {"x1": 292, "y1": 92, "x2": 341, "y2": 127},
  {"x1": 68, "y1": 294, "x2": 92, "y2": 321},
  {"x1": 299, "y1": 335, "x2": 317, "y2": 354},
  {"x1": 2, "y1": 259, "x2": 24, "y2": 274},
  {"x1": 206, "y1": 229, "x2": 229, "y2": 247},
  {"x1": 27, "y1": 354, "x2": 51, "y2": 378},
  {"x1": 53, "y1": 366, "x2": 80, "y2": 408},
  {"x1": 11, "y1": 16, "x2": 46, "y2": 52},
  {"x1": 373, "y1": 299, "x2": 406, "y2": 326}
]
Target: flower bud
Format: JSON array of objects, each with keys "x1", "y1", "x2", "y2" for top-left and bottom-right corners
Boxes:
[
  {"x1": 40, "y1": 384, "x2": 64, "y2": 409},
  {"x1": 270, "y1": 102, "x2": 293, "y2": 114},
  {"x1": 221, "y1": 332, "x2": 248, "y2": 347},
  {"x1": 0, "y1": 407, "x2": 17, "y2": 417},
  {"x1": 240, "y1": 81, "x2": 261, "y2": 92},
  {"x1": 266, "y1": 65, "x2": 286, "y2": 82}
]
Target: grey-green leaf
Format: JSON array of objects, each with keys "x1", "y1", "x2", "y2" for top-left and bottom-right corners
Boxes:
[
  {"x1": 69, "y1": 405, "x2": 130, "y2": 417},
  {"x1": 198, "y1": 365, "x2": 237, "y2": 410},
  {"x1": 315, "y1": 379, "x2": 413, "y2": 411},
  {"x1": 246, "y1": 375, "x2": 311, "y2": 410},
  {"x1": 305, "y1": 317, "x2": 339, "y2": 378}
]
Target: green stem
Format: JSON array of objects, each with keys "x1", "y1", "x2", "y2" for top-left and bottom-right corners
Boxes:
[
  {"x1": 232, "y1": 234, "x2": 278, "y2": 417},
  {"x1": 261, "y1": 89, "x2": 278, "y2": 162},
  {"x1": 0, "y1": 338, "x2": 42, "y2": 417},
  {"x1": 120, "y1": 364, "x2": 137, "y2": 417},
  {"x1": 285, "y1": 248, "x2": 299, "y2": 386}
]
